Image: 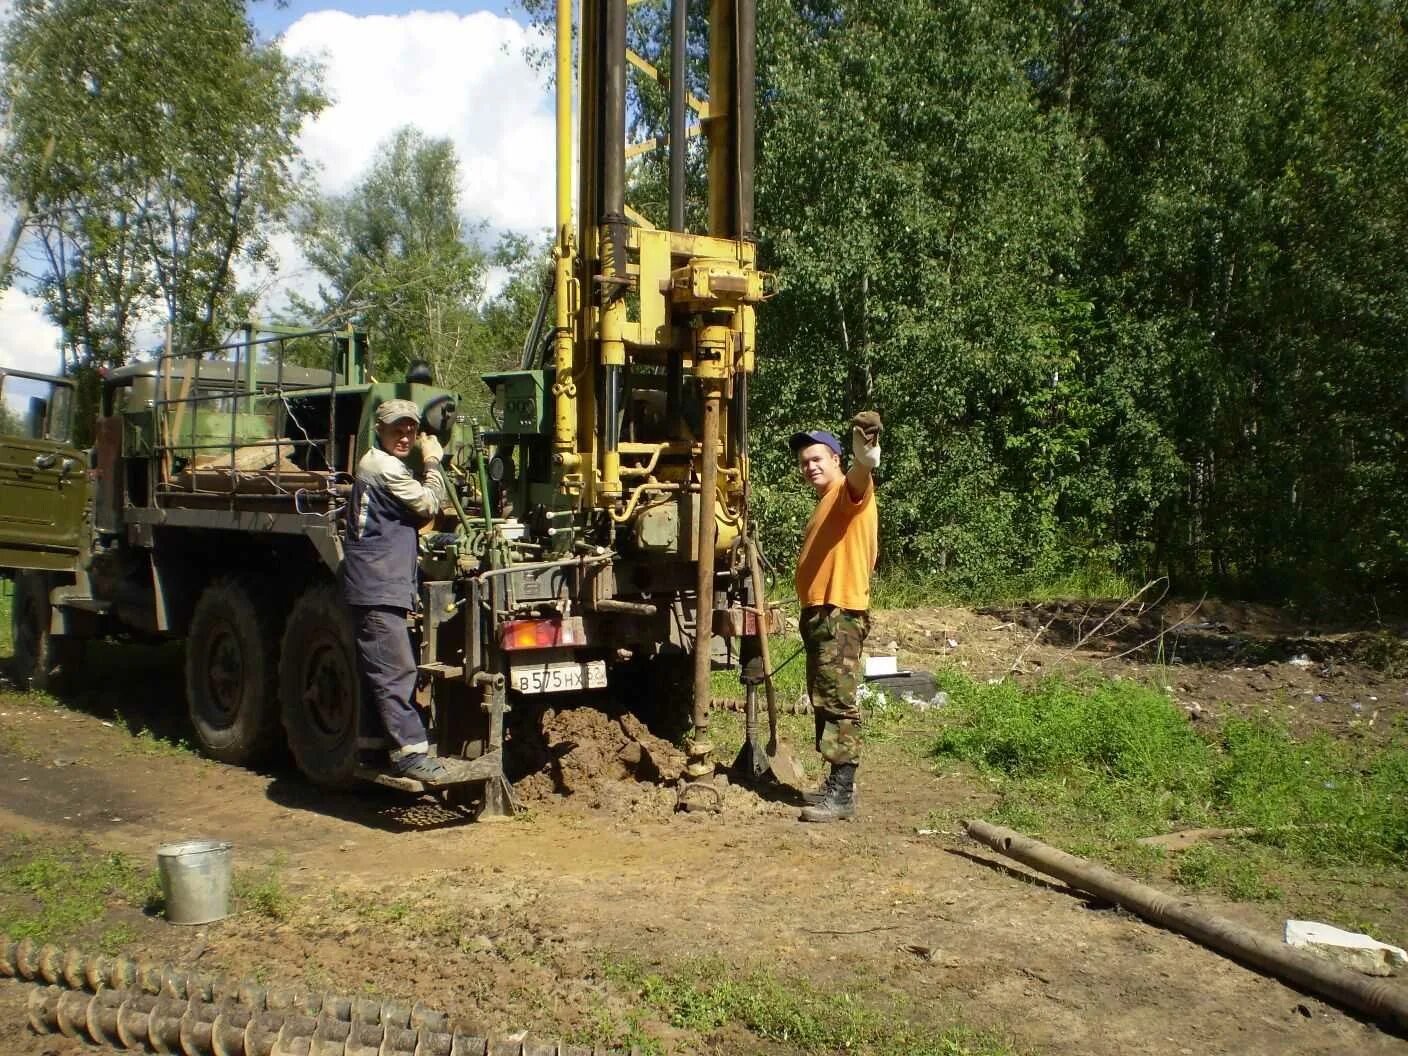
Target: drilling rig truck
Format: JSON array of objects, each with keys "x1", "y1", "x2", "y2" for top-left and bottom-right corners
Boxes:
[{"x1": 0, "y1": 0, "x2": 773, "y2": 818}]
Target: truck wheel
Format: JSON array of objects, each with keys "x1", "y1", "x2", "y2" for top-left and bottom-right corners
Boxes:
[
  {"x1": 9, "y1": 572, "x2": 81, "y2": 693},
  {"x1": 185, "y1": 578, "x2": 282, "y2": 764},
  {"x1": 280, "y1": 584, "x2": 360, "y2": 788}
]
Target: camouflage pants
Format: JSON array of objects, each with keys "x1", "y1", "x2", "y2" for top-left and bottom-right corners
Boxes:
[{"x1": 801, "y1": 605, "x2": 871, "y2": 765}]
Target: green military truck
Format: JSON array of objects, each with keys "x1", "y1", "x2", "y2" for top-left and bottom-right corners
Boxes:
[{"x1": 0, "y1": 323, "x2": 767, "y2": 818}]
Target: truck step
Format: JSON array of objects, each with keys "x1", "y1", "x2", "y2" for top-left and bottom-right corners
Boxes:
[
  {"x1": 354, "y1": 751, "x2": 503, "y2": 792},
  {"x1": 56, "y1": 596, "x2": 111, "y2": 614}
]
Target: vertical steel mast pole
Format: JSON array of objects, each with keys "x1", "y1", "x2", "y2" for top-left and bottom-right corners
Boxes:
[
  {"x1": 684, "y1": 0, "x2": 749, "y2": 799},
  {"x1": 598, "y1": 0, "x2": 628, "y2": 500},
  {"x1": 665, "y1": 0, "x2": 688, "y2": 430},
  {"x1": 552, "y1": 0, "x2": 579, "y2": 475},
  {"x1": 669, "y1": 0, "x2": 687, "y2": 231}
]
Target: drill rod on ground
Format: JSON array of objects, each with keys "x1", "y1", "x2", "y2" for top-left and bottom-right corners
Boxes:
[{"x1": 965, "y1": 821, "x2": 1408, "y2": 1033}]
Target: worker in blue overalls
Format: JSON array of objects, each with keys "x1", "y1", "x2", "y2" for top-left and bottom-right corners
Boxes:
[{"x1": 341, "y1": 398, "x2": 448, "y2": 783}]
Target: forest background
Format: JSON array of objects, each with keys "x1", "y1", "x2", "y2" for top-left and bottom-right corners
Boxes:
[{"x1": 2, "y1": 0, "x2": 1405, "y2": 607}]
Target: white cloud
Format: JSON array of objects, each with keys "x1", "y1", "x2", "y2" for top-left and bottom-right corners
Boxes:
[
  {"x1": 3, "y1": 7, "x2": 558, "y2": 340},
  {"x1": 281, "y1": 10, "x2": 556, "y2": 234},
  {"x1": 0, "y1": 287, "x2": 63, "y2": 376},
  {"x1": 250, "y1": 9, "x2": 555, "y2": 319}
]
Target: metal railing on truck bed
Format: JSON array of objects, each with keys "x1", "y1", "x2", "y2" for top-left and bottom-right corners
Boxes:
[{"x1": 131, "y1": 324, "x2": 367, "y2": 515}]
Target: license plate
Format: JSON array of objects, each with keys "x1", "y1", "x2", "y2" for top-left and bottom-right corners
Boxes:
[{"x1": 510, "y1": 660, "x2": 608, "y2": 694}]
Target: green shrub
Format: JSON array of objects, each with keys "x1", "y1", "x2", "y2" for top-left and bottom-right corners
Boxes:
[{"x1": 932, "y1": 673, "x2": 1408, "y2": 869}]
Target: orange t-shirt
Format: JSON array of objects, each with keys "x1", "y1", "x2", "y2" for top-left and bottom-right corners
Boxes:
[{"x1": 794, "y1": 477, "x2": 878, "y2": 611}]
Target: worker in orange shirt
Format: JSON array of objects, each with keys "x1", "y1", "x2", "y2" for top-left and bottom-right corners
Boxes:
[{"x1": 788, "y1": 410, "x2": 881, "y2": 822}]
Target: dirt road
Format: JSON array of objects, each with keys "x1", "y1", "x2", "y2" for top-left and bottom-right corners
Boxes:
[{"x1": 1, "y1": 606, "x2": 1405, "y2": 1055}]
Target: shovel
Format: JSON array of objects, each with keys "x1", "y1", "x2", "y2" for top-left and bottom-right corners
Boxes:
[{"x1": 733, "y1": 538, "x2": 805, "y2": 788}]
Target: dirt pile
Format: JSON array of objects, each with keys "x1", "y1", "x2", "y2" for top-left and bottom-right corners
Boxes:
[{"x1": 512, "y1": 705, "x2": 686, "y2": 802}]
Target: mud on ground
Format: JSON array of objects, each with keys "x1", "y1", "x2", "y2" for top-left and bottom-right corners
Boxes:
[{"x1": 1, "y1": 602, "x2": 1406, "y2": 1056}]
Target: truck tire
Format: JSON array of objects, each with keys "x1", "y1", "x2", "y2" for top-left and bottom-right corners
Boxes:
[
  {"x1": 279, "y1": 583, "x2": 360, "y2": 788},
  {"x1": 9, "y1": 571, "x2": 81, "y2": 693},
  {"x1": 185, "y1": 578, "x2": 283, "y2": 764}
]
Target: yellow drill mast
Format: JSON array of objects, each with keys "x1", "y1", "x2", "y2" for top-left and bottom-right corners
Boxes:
[{"x1": 550, "y1": 0, "x2": 761, "y2": 799}]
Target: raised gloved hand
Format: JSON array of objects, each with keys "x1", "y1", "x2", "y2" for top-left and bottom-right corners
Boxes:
[
  {"x1": 851, "y1": 410, "x2": 882, "y2": 470},
  {"x1": 417, "y1": 433, "x2": 444, "y2": 465}
]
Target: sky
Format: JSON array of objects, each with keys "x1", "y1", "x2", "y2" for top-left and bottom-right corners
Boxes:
[{"x1": 0, "y1": 1, "x2": 554, "y2": 375}]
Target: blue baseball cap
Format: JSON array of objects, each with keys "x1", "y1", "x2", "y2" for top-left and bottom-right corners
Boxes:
[{"x1": 788, "y1": 429, "x2": 842, "y2": 456}]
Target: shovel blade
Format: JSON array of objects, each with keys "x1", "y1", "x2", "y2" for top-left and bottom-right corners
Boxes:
[
  {"x1": 733, "y1": 733, "x2": 806, "y2": 789},
  {"x1": 764, "y1": 740, "x2": 806, "y2": 787}
]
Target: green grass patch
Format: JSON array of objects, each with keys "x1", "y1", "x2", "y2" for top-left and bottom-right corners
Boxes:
[
  {"x1": 234, "y1": 854, "x2": 294, "y2": 921},
  {"x1": 109, "y1": 709, "x2": 196, "y2": 757},
  {"x1": 1171, "y1": 843, "x2": 1283, "y2": 901},
  {"x1": 601, "y1": 955, "x2": 1016, "y2": 1056},
  {"x1": 0, "y1": 834, "x2": 157, "y2": 942},
  {"x1": 929, "y1": 672, "x2": 1408, "y2": 902},
  {"x1": 709, "y1": 632, "x2": 810, "y2": 705},
  {"x1": 98, "y1": 921, "x2": 139, "y2": 955},
  {"x1": 0, "y1": 582, "x2": 12, "y2": 657}
]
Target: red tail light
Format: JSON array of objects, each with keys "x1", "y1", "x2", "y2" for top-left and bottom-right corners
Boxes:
[{"x1": 499, "y1": 616, "x2": 587, "y2": 651}]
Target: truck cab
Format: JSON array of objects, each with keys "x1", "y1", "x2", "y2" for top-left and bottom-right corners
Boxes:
[
  {"x1": 0, "y1": 367, "x2": 90, "y2": 691},
  {"x1": 0, "y1": 368, "x2": 87, "y2": 573}
]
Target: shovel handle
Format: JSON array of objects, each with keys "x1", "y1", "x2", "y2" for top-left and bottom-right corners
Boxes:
[{"x1": 746, "y1": 539, "x2": 780, "y2": 749}]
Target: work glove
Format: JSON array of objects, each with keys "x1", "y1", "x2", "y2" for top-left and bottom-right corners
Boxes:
[
  {"x1": 851, "y1": 410, "x2": 882, "y2": 470},
  {"x1": 417, "y1": 433, "x2": 444, "y2": 465}
]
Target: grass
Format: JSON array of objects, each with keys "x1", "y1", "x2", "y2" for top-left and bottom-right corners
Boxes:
[
  {"x1": 0, "y1": 582, "x2": 12, "y2": 657},
  {"x1": 600, "y1": 955, "x2": 1017, "y2": 1056},
  {"x1": 117, "y1": 716, "x2": 196, "y2": 758},
  {"x1": 234, "y1": 854, "x2": 294, "y2": 921},
  {"x1": 709, "y1": 632, "x2": 809, "y2": 705},
  {"x1": 318, "y1": 883, "x2": 487, "y2": 949},
  {"x1": 0, "y1": 724, "x2": 41, "y2": 762},
  {"x1": 927, "y1": 671, "x2": 1408, "y2": 915},
  {"x1": 98, "y1": 921, "x2": 139, "y2": 955},
  {"x1": 0, "y1": 834, "x2": 157, "y2": 942}
]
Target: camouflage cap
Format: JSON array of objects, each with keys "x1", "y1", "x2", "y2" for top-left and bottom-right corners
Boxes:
[{"x1": 375, "y1": 398, "x2": 421, "y2": 425}]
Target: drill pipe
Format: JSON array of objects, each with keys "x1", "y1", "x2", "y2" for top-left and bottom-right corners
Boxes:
[
  {"x1": 965, "y1": 820, "x2": 1408, "y2": 1033},
  {"x1": 25, "y1": 985, "x2": 625, "y2": 1056},
  {"x1": 0, "y1": 936, "x2": 446, "y2": 1028}
]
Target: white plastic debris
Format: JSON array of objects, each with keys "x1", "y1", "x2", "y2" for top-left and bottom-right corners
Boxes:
[
  {"x1": 865, "y1": 654, "x2": 898, "y2": 677},
  {"x1": 902, "y1": 690, "x2": 950, "y2": 712},
  {"x1": 856, "y1": 682, "x2": 885, "y2": 707},
  {"x1": 1285, "y1": 920, "x2": 1407, "y2": 977},
  {"x1": 1288, "y1": 654, "x2": 1314, "y2": 668}
]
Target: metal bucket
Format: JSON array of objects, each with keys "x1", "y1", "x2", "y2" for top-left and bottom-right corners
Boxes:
[{"x1": 156, "y1": 839, "x2": 232, "y2": 925}]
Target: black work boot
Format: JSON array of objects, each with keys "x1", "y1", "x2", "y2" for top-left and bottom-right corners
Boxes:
[
  {"x1": 799, "y1": 762, "x2": 856, "y2": 822},
  {"x1": 802, "y1": 766, "x2": 838, "y2": 805}
]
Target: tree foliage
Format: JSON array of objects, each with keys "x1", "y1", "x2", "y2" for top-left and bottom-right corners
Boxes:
[
  {"x1": 543, "y1": 0, "x2": 1408, "y2": 603},
  {"x1": 292, "y1": 126, "x2": 545, "y2": 417},
  {"x1": 0, "y1": 0, "x2": 325, "y2": 375}
]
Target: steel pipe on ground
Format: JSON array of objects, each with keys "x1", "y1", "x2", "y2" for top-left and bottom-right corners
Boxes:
[{"x1": 965, "y1": 820, "x2": 1408, "y2": 1033}]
